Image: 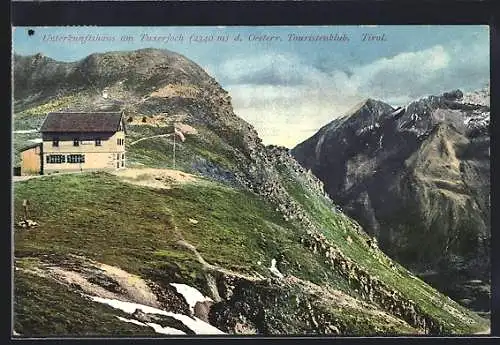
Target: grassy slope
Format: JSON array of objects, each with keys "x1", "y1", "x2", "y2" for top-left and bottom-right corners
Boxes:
[
  {"x1": 14, "y1": 172, "x2": 377, "y2": 335},
  {"x1": 275, "y1": 162, "x2": 488, "y2": 334},
  {"x1": 12, "y1": 123, "x2": 487, "y2": 335},
  {"x1": 13, "y1": 95, "x2": 82, "y2": 131},
  {"x1": 13, "y1": 173, "x2": 349, "y2": 288},
  {"x1": 126, "y1": 125, "x2": 239, "y2": 173},
  {"x1": 14, "y1": 268, "x2": 158, "y2": 337}
]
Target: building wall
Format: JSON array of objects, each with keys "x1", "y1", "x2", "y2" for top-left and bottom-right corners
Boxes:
[
  {"x1": 20, "y1": 145, "x2": 42, "y2": 175},
  {"x1": 42, "y1": 130, "x2": 126, "y2": 173}
]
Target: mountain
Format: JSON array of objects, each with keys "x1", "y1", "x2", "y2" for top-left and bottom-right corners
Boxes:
[
  {"x1": 12, "y1": 49, "x2": 489, "y2": 337},
  {"x1": 292, "y1": 89, "x2": 490, "y2": 313}
]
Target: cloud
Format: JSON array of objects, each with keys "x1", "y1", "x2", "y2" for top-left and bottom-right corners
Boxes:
[
  {"x1": 226, "y1": 83, "x2": 361, "y2": 148},
  {"x1": 209, "y1": 40, "x2": 489, "y2": 148},
  {"x1": 215, "y1": 52, "x2": 327, "y2": 86}
]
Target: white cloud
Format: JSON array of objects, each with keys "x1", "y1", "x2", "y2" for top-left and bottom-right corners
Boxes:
[
  {"x1": 227, "y1": 83, "x2": 361, "y2": 148},
  {"x1": 210, "y1": 41, "x2": 488, "y2": 148}
]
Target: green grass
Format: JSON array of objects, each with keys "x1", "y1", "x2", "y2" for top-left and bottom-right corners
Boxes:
[
  {"x1": 13, "y1": 93, "x2": 98, "y2": 131},
  {"x1": 13, "y1": 172, "x2": 348, "y2": 297},
  {"x1": 12, "y1": 126, "x2": 488, "y2": 335},
  {"x1": 126, "y1": 125, "x2": 240, "y2": 175},
  {"x1": 14, "y1": 269, "x2": 158, "y2": 337},
  {"x1": 275, "y1": 162, "x2": 489, "y2": 334},
  {"x1": 15, "y1": 95, "x2": 79, "y2": 117}
]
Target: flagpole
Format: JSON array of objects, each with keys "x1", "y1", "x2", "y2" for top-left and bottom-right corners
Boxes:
[{"x1": 173, "y1": 128, "x2": 176, "y2": 170}]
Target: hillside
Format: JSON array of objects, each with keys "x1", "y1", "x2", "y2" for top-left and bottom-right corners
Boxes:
[
  {"x1": 292, "y1": 89, "x2": 490, "y2": 314},
  {"x1": 12, "y1": 49, "x2": 489, "y2": 337}
]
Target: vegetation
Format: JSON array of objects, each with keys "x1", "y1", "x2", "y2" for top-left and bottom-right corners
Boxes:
[
  {"x1": 12, "y1": 49, "x2": 489, "y2": 336},
  {"x1": 14, "y1": 267, "x2": 158, "y2": 337},
  {"x1": 127, "y1": 124, "x2": 240, "y2": 174},
  {"x1": 275, "y1": 162, "x2": 488, "y2": 334},
  {"x1": 13, "y1": 172, "x2": 349, "y2": 300}
]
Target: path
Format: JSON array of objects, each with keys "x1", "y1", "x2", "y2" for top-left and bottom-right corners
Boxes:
[
  {"x1": 129, "y1": 133, "x2": 173, "y2": 146},
  {"x1": 13, "y1": 171, "x2": 86, "y2": 183}
]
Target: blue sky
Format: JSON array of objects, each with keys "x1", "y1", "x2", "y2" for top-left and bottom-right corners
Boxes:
[{"x1": 13, "y1": 26, "x2": 490, "y2": 147}]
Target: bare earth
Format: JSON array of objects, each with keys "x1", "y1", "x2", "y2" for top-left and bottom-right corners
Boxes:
[{"x1": 110, "y1": 168, "x2": 199, "y2": 189}]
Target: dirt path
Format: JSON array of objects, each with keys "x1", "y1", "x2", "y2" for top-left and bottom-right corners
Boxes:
[
  {"x1": 129, "y1": 133, "x2": 173, "y2": 146},
  {"x1": 13, "y1": 175, "x2": 45, "y2": 182},
  {"x1": 13, "y1": 171, "x2": 85, "y2": 183},
  {"x1": 110, "y1": 168, "x2": 198, "y2": 190}
]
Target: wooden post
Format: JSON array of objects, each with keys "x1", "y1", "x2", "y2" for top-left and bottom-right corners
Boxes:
[
  {"x1": 173, "y1": 128, "x2": 176, "y2": 170},
  {"x1": 22, "y1": 199, "x2": 30, "y2": 221}
]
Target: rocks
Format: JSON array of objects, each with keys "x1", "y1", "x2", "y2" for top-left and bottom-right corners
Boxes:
[
  {"x1": 194, "y1": 300, "x2": 214, "y2": 322},
  {"x1": 17, "y1": 219, "x2": 38, "y2": 229},
  {"x1": 147, "y1": 281, "x2": 192, "y2": 315},
  {"x1": 301, "y1": 225, "x2": 444, "y2": 334},
  {"x1": 86, "y1": 271, "x2": 123, "y2": 294},
  {"x1": 443, "y1": 89, "x2": 464, "y2": 100},
  {"x1": 291, "y1": 88, "x2": 490, "y2": 314}
]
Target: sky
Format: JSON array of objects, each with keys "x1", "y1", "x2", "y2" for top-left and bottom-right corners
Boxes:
[{"x1": 12, "y1": 26, "x2": 490, "y2": 148}]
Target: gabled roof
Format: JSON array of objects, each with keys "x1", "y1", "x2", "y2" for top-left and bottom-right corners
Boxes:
[{"x1": 40, "y1": 112, "x2": 124, "y2": 133}]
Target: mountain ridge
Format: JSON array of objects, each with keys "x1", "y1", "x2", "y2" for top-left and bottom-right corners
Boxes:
[{"x1": 292, "y1": 87, "x2": 490, "y2": 313}]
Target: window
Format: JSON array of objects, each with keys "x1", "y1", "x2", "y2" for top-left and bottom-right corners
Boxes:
[
  {"x1": 52, "y1": 139, "x2": 59, "y2": 147},
  {"x1": 117, "y1": 138, "x2": 124, "y2": 146},
  {"x1": 117, "y1": 161, "x2": 120, "y2": 168},
  {"x1": 117, "y1": 138, "x2": 120, "y2": 145},
  {"x1": 121, "y1": 161, "x2": 124, "y2": 167},
  {"x1": 122, "y1": 153, "x2": 125, "y2": 160},
  {"x1": 67, "y1": 154, "x2": 85, "y2": 164},
  {"x1": 117, "y1": 153, "x2": 120, "y2": 160},
  {"x1": 73, "y1": 139, "x2": 79, "y2": 147},
  {"x1": 46, "y1": 155, "x2": 65, "y2": 164},
  {"x1": 95, "y1": 139, "x2": 102, "y2": 146}
]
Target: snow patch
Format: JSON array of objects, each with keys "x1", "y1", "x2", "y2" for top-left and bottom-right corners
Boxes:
[
  {"x1": 90, "y1": 296, "x2": 225, "y2": 335},
  {"x1": 170, "y1": 283, "x2": 213, "y2": 313},
  {"x1": 269, "y1": 258, "x2": 284, "y2": 278},
  {"x1": 357, "y1": 124, "x2": 377, "y2": 136},
  {"x1": 460, "y1": 88, "x2": 490, "y2": 107},
  {"x1": 390, "y1": 107, "x2": 404, "y2": 117},
  {"x1": 463, "y1": 111, "x2": 490, "y2": 129},
  {"x1": 116, "y1": 316, "x2": 187, "y2": 335},
  {"x1": 146, "y1": 322, "x2": 187, "y2": 335},
  {"x1": 13, "y1": 129, "x2": 38, "y2": 134}
]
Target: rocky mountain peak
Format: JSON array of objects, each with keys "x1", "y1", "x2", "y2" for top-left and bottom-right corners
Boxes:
[
  {"x1": 441, "y1": 89, "x2": 464, "y2": 101},
  {"x1": 292, "y1": 87, "x2": 490, "y2": 312}
]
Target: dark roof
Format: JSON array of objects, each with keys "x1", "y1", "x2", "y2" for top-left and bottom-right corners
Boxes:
[{"x1": 40, "y1": 112, "x2": 124, "y2": 133}]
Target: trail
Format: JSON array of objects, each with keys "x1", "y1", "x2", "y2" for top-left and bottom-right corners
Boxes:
[
  {"x1": 13, "y1": 171, "x2": 85, "y2": 182},
  {"x1": 129, "y1": 133, "x2": 173, "y2": 146},
  {"x1": 170, "y1": 221, "x2": 263, "y2": 282}
]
